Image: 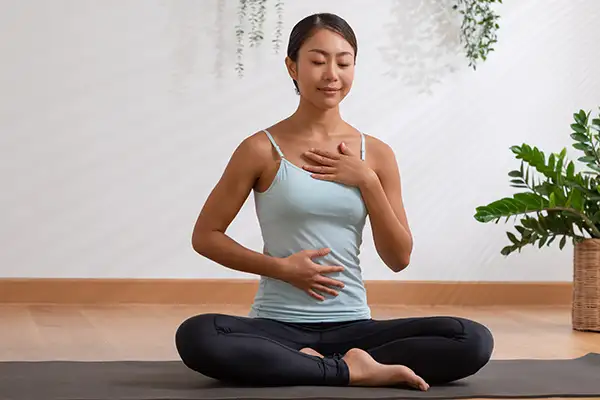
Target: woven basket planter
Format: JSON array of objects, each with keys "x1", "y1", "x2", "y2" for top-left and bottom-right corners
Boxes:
[{"x1": 572, "y1": 239, "x2": 600, "y2": 332}]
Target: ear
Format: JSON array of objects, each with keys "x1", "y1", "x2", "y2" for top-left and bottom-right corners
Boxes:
[{"x1": 285, "y1": 56, "x2": 298, "y2": 80}]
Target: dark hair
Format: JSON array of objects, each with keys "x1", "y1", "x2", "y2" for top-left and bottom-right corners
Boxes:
[{"x1": 286, "y1": 13, "x2": 358, "y2": 94}]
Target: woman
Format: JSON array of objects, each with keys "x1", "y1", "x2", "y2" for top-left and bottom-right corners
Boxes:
[{"x1": 176, "y1": 12, "x2": 493, "y2": 391}]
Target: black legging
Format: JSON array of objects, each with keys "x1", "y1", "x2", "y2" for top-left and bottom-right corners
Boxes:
[{"x1": 175, "y1": 313, "x2": 494, "y2": 387}]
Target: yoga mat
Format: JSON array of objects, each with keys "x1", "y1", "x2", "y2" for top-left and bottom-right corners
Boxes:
[{"x1": 1, "y1": 353, "x2": 600, "y2": 400}]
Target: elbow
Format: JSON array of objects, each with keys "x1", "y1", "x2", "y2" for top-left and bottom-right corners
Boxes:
[
  {"x1": 388, "y1": 254, "x2": 411, "y2": 273},
  {"x1": 191, "y1": 230, "x2": 209, "y2": 254},
  {"x1": 191, "y1": 235, "x2": 202, "y2": 254},
  {"x1": 377, "y1": 243, "x2": 412, "y2": 273}
]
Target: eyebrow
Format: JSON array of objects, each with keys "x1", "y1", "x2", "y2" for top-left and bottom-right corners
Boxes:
[{"x1": 308, "y1": 49, "x2": 354, "y2": 57}]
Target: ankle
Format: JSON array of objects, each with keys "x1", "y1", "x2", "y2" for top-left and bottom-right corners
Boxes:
[{"x1": 299, "y1": 347, "x2": 323, "y2": 358}]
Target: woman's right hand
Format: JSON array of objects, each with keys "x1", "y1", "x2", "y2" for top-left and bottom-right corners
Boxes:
[{"x1": 279, "y1": 248, "x2": 345, "y2": 301}]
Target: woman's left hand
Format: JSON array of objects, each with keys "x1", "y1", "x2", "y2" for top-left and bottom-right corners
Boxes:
[{"x1": 303, "y1": 142, "x2": 377, "y2": 188}]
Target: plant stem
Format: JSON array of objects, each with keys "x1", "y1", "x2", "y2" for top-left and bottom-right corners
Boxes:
[{"x1": 551, "y1": 207, "x2": 600, "y2": 237}]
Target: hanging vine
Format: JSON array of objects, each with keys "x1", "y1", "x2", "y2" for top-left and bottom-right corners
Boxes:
[
  {"x1": 235, "y1": 0, "x2": 248, "y2": 77},
  {"x1": 272, "y1": 0, "x2": 285, "y2": 54},
  {"x1": 248, "y1": 0, "x2": 267, "y2": 47},
  {"x1": 233, "y1": 0, "x2": 284, "y2": 78},
  {"x1": 453, "y1": 0, "x2": 502, "y2": 70}
]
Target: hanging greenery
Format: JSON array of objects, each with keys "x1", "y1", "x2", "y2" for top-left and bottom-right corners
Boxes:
[
  {"x1": 453, "y1": 0, "x2": 502, "y2": 70},
  {"x1": 234, "y1": 0, "x2": 284, "y2": 78}
]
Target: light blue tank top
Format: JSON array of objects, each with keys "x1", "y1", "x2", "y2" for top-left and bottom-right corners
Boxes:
[{"x1": 249, "y1": 129, "x2": 372, "y2": 323}]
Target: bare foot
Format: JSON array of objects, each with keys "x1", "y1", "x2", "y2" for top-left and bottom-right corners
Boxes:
[
  {"x1": 342, "y1": 348, "x2": 429, "y2": 391},
  {"x1": 300, "y1": 348, "x2": 324, "y2": 358}
]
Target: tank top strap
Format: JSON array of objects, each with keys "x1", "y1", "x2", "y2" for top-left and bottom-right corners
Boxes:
[
  {"x1": 262, "y1": 129, "x2": 284, "y2": 158},
  {"x1": 360, "y1": 132, "x2": 366, "y2": 161}
]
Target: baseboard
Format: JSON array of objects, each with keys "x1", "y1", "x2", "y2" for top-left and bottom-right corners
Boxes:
[{"x1": 0, "y1": 279, "x2": 572, "y2": 306}]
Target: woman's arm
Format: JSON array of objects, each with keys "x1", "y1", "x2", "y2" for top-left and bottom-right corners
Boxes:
[
  {"x1": 359, "y1": 139, "x2": 413, "y2": 272},
  {"x1": 191, "y1": 134, "x2": 290, "y2": 280}
]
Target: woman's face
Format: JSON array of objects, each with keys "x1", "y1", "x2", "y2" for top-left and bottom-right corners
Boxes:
[{"x1": 286, "y1": 28, "x2": 356, "y2": 110}]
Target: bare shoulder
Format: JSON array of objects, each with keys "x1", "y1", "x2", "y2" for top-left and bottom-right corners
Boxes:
[
  {"x1": 233, "y1": 130, "x2": 278, "y2": 170},
  {"x1": 238, "y1": 130, "x2": 272, "y2": 157},
  {"x1": 363, "y1": 134, "x2": 399, "y2": 174}
]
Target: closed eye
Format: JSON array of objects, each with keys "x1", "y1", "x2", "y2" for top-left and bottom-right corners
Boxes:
[{"x1": 311, "y1": 61, "x2": 351, "y2": 67}]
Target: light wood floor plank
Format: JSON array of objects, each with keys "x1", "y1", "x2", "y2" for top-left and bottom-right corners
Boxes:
[{"x1": 1, "y1": 304, "x2": 598, "y2": 362}]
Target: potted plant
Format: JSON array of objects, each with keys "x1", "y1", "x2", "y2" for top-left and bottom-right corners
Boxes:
[{"x1": 474, "y1": 107, "x2": 600, "y2": 332}]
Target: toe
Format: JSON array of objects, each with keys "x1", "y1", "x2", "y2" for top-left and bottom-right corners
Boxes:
[{"x1": 413, "y1": 375, "x2": 429, "y2": 391}]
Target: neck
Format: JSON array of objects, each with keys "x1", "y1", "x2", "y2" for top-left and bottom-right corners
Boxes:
[{"x1": 288, "y1": 96, "x2": 343, "y2": 137}]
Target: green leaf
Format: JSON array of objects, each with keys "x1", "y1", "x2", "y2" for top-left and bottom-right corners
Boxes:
[
  {"x1": 500, "y1": 245, "x2": 514, "y2": 256},
  {"x1": 566, "y1": 161, "x2": 575, "y2": 179},
  {"x1": 507, "y1": 231, "x2": 519, "y2": 244},
  {"x1": 559, "y1": 147, "x2": 567, "y2": 159},
  {"x1": 559, "y1": 235, "x2": 567, "y2": 249},
  {"x1": 549, "y1": 192, "x2": 556, "y2": 208},
  {"x1": 511, "y1": 145, "x2": 522, "y2": 156},
  {"x1": 575, "y1": 110, "x2": 587, "y2": 125},
  {"x1": 571, "y1": 133, "x2": 589, "y2": 143},
  {"x1": 573, "y1": 143, "x2": 592, "y2": 151},
  {"x1": 556, "y1": 157, "x2": 564, "y2": 181},
  {"x1": 533, "y1": 219, "x2": 547, "y2": 235},
  {"x1": 578, "y1": 156, "x2": 596, "y2": 163},
  {"x1": 548, "y1": 154, "x2": 556, "y2": 171},
  {"x1": 571, "y1": 124, "x2": 587, "y2": 134},
  {"x1": 571, "y1": 189, "x2": 584, "y2": 211}
]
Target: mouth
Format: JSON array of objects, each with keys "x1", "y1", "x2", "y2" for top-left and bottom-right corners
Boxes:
[{"x1": 318, "y1": 88, "x2": 340, "y2": 93}]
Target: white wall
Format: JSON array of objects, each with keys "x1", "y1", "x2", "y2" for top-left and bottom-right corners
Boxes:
[{"x1": 1, "y1": 0, "x2": 599, "y2": 281}]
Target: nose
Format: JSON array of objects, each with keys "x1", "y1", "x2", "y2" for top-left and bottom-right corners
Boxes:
[{"x1": 323, "y1": 61, "x2": 339, "y2": 82}]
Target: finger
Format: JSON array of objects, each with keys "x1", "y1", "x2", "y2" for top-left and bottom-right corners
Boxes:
[
  {"x1": 302, "y1": 164, "x2": 336, "y2": 174},
  {"x1": 308, "y1": 289, "x2": 325, "y2": 301},
  {"x1": 305, "y1": 149, "x2": 339, "y2": 164},
  {"x1": 310, "y1": 173, "x2": 336, "y2": 181},
  {"x1": 308, "y1": 148, "x2": 341, "y2": 160},
  {"x1": 312, "y1": 284, "x2": 339, "y2": 297},
  {"x1": 307, "y1": 248, "x2": 331, "y2": 258},
  {"x1": 304, "y1": 153, "x2": 337, "y2": 167},
  {"x1": 339, "y1": 142, "x2": 354, "y2": 156},
  {"x1": 317, "y1": 275, "x2": 345, "y2": 288},
  {"x1": 317, "y1": 265, "x2": 345, "y2": 273}
]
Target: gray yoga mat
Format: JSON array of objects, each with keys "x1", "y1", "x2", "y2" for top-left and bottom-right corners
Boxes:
[{"x1": 1, "y1": 353, "x2": 600, "y2": 400}]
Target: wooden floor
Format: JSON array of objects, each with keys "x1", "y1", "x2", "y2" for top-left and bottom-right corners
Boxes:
[
  {"x1": 2, "y1": 303, "x2": 600, "y2": 361},
  {"x1": 3, "y1": 304, "x2": 600, "y2": 399}
]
